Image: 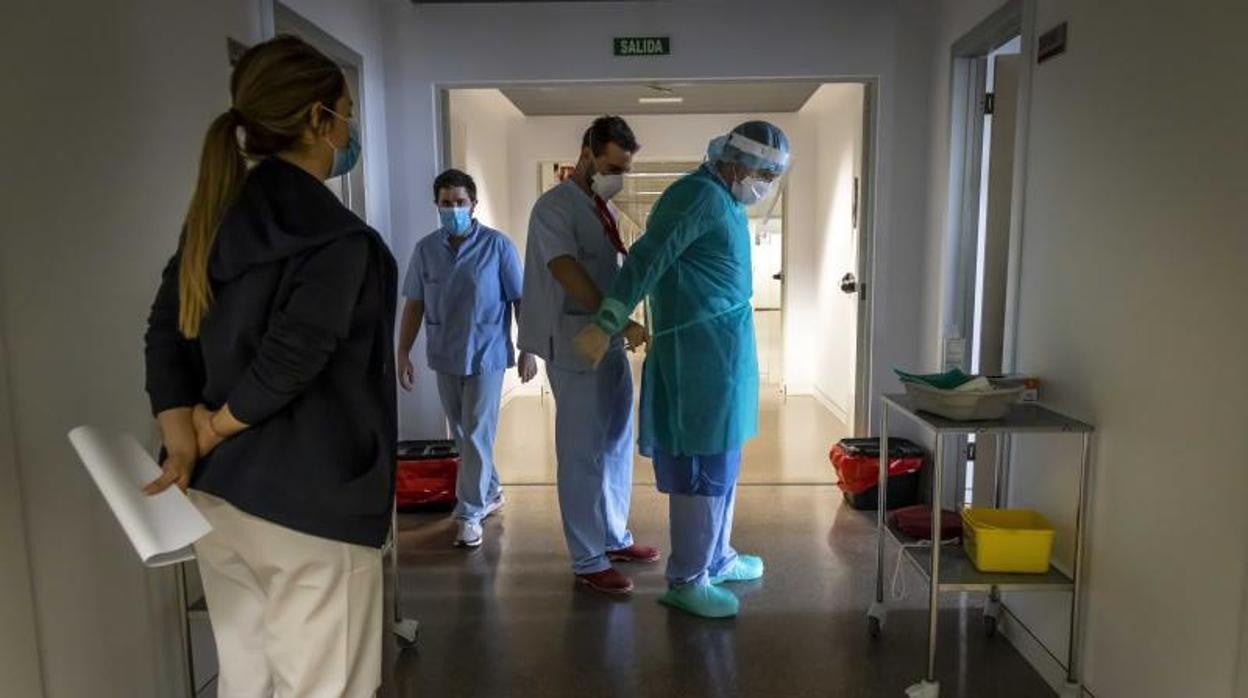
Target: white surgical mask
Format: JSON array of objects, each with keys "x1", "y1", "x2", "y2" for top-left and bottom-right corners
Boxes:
[
  {"x1": 591, "y1": 172, "x2": 624, "y2": 201},
  {"x1": 731, "y1": 175, "x2": 772, "y2": 206}
]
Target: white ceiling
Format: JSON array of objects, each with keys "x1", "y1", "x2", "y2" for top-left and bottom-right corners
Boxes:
[{"x1": 500, "y1": 82, "x2": 822, "y2": 116}]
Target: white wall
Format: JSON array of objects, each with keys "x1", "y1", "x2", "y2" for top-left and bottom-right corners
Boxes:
[
  {"x1": 383, "y1": 0, "x2": 937, "y2": 440},
  {"x1": 795, "y1": 84, "x2": 864, "y2": 420},
  {"x1": 0, "y1": 333, "x2": 43, "y2": 697},
  {"x1": 0, "y1": 1, "x2": 393, "y2": 695},
  {"x1": 1241, "y1": 579, "x2": 1248, "y2": 698},
  {"x1": 922, "y1": 1, "x2": 1248, "y2": 695},
  {"x1": 450, "y1": 89, "x2": 521, "y2": 237}
]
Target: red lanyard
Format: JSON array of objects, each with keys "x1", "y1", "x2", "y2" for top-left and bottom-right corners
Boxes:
[{"x1": 592, "y1": 194, "x2": 629, "y2": 257}]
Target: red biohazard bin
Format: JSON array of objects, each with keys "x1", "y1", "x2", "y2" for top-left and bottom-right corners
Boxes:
[
  {"x1": 830, "y1": 437, "x2": 925, "y2": 510},
  {"x1": 396, "y1": 440, "x2": 459, "y2": 512}
]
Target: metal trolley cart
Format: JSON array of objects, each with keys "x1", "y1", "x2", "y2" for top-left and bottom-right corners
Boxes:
[
  {"x1": 387, "y1": 505, "x2": 422, "y2": 648},
  {"x1": 867, "y1": 394, "x2": 1094, "y2": 698}
]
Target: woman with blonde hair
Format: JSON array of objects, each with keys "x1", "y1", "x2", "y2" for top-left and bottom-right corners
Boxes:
[{"x1": 143, "y1": 35, "x2": 397, "y2": 696}]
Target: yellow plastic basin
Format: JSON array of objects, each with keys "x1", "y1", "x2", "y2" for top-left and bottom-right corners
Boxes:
[{"x1": 961, "y1": 507, "x2": 1055, "y2": 574}]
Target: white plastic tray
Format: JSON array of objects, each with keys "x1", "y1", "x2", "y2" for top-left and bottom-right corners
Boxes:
[{"x1": 901, "y1": 382, "x2": 1024, "y2": 421}]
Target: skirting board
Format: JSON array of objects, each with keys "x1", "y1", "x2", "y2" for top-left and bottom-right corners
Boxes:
[
  {"x1": 1000, "y1": 605, "x2": 1095, "y2": 698},
  {"x1": 811, "y1": 385, "x2": 851, "y2": 425}
]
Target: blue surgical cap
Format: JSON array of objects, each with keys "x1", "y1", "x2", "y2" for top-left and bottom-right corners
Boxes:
[{"x1": 707, "y1": 121, "x2": 791, "y2": 175}]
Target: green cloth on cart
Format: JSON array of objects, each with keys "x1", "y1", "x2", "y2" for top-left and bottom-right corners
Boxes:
[{"x1": 894, "y1": 368, "x2": 975, "y2": 391}]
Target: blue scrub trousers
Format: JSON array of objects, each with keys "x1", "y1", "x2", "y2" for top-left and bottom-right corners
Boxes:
[
  {"x1": 667, "y1": 487, "x2": 739, "y2": 588},
  {"x1": 546, "y1": 348, "x2": 635, "y2": 575},
  {"x1": 436, "y1": 370, "x2": 505, "y2": 525}
]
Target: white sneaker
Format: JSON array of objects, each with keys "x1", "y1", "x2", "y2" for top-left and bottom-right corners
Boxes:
[
  {"x1": 455, "y1": 520, "x2": 483, "y2": 548},
  {"x1": 483, "y1": 493, "x2": 506, "y2": 519}
]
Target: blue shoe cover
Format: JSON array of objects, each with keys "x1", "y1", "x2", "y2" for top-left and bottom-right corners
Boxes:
[
  {"x1": 710, "y1": 555, "x2": 765, "y2": 585},
  {"x1": 658, "y1": 584, "x2": 739, "y2": 618}
]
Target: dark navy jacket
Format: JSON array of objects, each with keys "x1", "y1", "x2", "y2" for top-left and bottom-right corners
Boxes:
[{"x1": 145, "y1": 157, "x2": 398, "y2": 547}]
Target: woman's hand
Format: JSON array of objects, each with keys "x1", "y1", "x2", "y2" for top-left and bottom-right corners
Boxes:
[
  {"x1": 518, "y1": 352, "x2": 538, "y2": 383},
  {"x1": 145, "y1": 406, "x2": 197, "y2": 495},
  {"x1": 143, "y1": 450, "x2": 196, "y2": 495},
  {"x1": 193, "y1": 403, "x2": 248, "y2": 459},
  {"x1": 193, "y1": 404, "x2": 225, "y2": 458}
]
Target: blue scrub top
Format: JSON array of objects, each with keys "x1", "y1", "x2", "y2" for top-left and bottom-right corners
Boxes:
[
  {"x1": 403, "y1": 221, "x2": 523, "y2": 376},
  {"x1": 517, "y1": 179, "x2": 625, "y2": 372}
]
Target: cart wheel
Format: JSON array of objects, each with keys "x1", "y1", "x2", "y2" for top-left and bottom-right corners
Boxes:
[
  {"x1": 983, "y1": 613, "x2": 998, "y2": 638},
  {"x1": 905, "y1": 679, "x2": 940, "y2": 698},
  {"x1": 982, "y1": 598, "x2": 1002, "y2": 637},
  {"x1": 867, "y1": 600, "x2": 887, "y2": 638}
]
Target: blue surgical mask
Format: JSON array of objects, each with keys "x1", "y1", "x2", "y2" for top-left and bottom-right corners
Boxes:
[
  {"x1": 438, "y1": 206, "x2": 473, "y2": 235},
  {"x1": 322, "y1": 107, "x2": 361, "y2": 178}
]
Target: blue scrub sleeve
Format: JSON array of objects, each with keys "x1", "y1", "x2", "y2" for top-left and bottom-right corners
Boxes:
[
  {"x1": 527, "y1": 199, "x2": 577, "y2": 266},
  {"x1": 500, "y1": 236, "x2": 523, "y2": 302},
  {"x1": 402, "y1": 241, "x2": 424, "y2": 301},
  {"x1": 593, "y1": 187, "x2": 720, "y2": 334}
]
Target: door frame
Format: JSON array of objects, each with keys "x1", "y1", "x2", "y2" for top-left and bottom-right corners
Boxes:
[
  {"x1": 265, "y1": 2, "x2": 369, "y2": 219},
  {"x1": 852, "y1": 80, "x2": 878, "y2": 435},
  {"x1": 941, "y1": 1, "x2": 1036, "y2": 507},
  {"x1": 944, "y1": 0, "x2": 1035, "y2": 376},
  {"x1": 437, "y1": 77, "x2": 880, "y2": 435}
]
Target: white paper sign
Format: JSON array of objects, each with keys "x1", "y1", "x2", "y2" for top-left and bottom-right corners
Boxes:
[{"x1": 68, "y1": 426, "x2": 212, "y2": 567}]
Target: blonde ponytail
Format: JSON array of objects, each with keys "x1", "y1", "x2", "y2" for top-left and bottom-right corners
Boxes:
[
  {"x1": 175, "y1": 35, "x2": 346, "y2": 338},
  {"x1": 178, "y1": 110, "x2": 246, "y2": 338}
]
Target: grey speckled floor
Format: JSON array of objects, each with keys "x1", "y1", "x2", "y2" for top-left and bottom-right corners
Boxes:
[{"x1": 384, "y1": 485, "x2": 1055, "y2": 698}]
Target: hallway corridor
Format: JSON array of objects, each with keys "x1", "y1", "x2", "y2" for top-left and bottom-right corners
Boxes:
[{"x1": 386, "y1": 486, "x2": 1056, "y2": 697}]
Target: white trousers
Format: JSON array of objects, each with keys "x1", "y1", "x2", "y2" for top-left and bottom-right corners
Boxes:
[{"x1": 190, "y1": 490, "x2": 383, "y2": 698}]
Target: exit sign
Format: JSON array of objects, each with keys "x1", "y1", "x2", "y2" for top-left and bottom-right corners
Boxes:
[{"x1": 614, "y1": 36, "x2": 671, "y2": 57}]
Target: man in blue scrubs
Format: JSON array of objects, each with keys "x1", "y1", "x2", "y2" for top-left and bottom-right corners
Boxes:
[
  {"x1": 399, "y1": 169, "x2": 537, "y2": 548},
  {"x1": 518, "y1": 117, "x2": 658, "y2": 595}
]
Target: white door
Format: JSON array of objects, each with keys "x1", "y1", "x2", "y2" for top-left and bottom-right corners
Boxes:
[
  {"x1": 813, "y1": 84, "x2": 866, "y2": 429},
  {"x1": 976, "y1": 53, "x2": 1021, "y2": 376}
]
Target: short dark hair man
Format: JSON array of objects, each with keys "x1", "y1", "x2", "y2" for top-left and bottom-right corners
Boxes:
[{"x1": 517, "y1": 117, "x2": 658, "y2": 594}]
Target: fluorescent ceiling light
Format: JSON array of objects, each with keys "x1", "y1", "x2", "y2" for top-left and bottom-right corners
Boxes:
[
  {"x1": 638, "y1": 191, "x2": 666, "y2": 196},
  {"x1": 638, "y1": 96, "x2": 684, "y2": 104}
]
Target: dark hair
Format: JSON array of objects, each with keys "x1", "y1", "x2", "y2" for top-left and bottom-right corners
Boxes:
[
  {"x1": 581, "y1": 116, "x2": 639, "y2": 156},
  {"x1": 433, "y1": 169, "x2": 478, "y2": 202},
  {"x1": 179, "y1": 34, "x2": 345, "y2": 338}
]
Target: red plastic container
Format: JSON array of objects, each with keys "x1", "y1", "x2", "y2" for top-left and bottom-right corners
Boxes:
[
  {"x1": 830, "y1": 438, "x2": 924, "y2": 496},
  {"x1": 396, "y1": 440, "x2": 459, "y2": 511}
]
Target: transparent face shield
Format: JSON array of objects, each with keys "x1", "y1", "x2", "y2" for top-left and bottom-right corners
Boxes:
[
  {"x1": 640, "y1": 132, "x2": 790, "y2": 332},
  {"x1": 722, "y1": 133, "x2": 791, "y2": 241}
]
